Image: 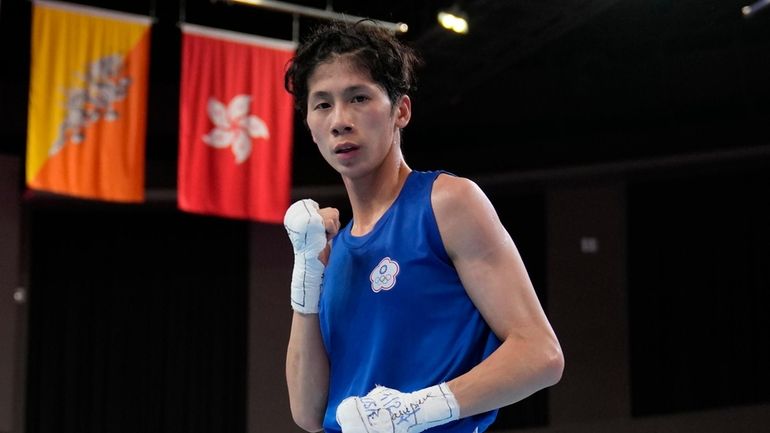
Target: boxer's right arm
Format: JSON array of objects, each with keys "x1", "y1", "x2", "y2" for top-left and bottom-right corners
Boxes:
[
  {"x1": 284, "y1": 199, "x2": 339, "y2": 432},
  {"x1": 287, "y1": 311, "x2": 329, "y2": 432},
  {"x1": 284, "y1": 199, "x2": 327, "y2": 314}
]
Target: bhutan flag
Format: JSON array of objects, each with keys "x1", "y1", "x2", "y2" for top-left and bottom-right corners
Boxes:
[{"x1": 26, "y1": 0, "x2": 151, "y2": 202}]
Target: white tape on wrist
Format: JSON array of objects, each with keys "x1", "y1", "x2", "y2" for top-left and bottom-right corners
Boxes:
[
  {"x1": 284, "y1": 199, "x2": 327, "y2": 314},
  {"x1": 336, "y1": 383, "x2": 460, "y2": 433}
]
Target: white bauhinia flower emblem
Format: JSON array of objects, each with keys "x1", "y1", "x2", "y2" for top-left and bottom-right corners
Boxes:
[{"x1": 202, "y1": 95, "x2": 269, "y2": 164}]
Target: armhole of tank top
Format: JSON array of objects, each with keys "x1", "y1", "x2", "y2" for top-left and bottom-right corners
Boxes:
[{"x1": 428, "y1": 171, "x2": 454, "y2": 266}]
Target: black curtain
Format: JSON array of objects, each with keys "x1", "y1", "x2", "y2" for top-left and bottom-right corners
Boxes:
[
  {"x1": 25, "y1": 200, "x2": 248, "y2": 433},
  {"x1": 628, "y1": 168, "x2": 770, "y2": 416}
]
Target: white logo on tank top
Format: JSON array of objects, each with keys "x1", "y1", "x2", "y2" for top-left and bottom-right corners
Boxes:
[{"x1": 370, "y1": 257, "x2": 400, "y2": 292}]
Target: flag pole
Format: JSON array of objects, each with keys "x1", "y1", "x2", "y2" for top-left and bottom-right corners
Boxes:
[{"x1": 226, "y1": 0, "x2": 409, "y2": 33}]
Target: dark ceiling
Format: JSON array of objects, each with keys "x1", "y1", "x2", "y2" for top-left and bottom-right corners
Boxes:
[{"x1": 2, "y1": 0, "x2": 769, "y2": 189}]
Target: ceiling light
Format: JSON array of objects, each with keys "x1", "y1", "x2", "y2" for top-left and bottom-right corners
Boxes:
[
  {"x1": 437, "y1": 10, "x2": 468, "y2": 34},
  {"x1": 742, "y1": 0, "x2": 770, "y2": 17}
]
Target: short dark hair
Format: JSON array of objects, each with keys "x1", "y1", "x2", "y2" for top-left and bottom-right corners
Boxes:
[{"x1": 284, "y1": 19, "x2": 422, "y2": 119}]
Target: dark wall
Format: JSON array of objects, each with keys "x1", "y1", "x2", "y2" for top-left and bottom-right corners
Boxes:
[
  {"x1": 0, "y1": 156, "x2": 23, "y2": 433},
  {"x1": 628, "y1": 170, "x2": 770, "y2": 416},
  {"x1": 246, "y1": 223, "x2": 297, "y2": 432},
  {"x1": 547, "y1": 183, "x2": 630, "y2": 423}
]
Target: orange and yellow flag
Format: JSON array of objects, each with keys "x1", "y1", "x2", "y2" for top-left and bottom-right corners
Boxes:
[{"x1": 26, "y1": 0, "x2": 151, "y2": 202}]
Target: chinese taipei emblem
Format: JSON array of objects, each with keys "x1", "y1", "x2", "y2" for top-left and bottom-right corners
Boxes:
[{"x1": 369, "y1": 257, "x2": 400, "y2": 293}]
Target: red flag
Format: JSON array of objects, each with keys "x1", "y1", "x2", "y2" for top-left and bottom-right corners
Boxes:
[{"x1": 178, "y1": 24, "x2": 295, "y2": 223}]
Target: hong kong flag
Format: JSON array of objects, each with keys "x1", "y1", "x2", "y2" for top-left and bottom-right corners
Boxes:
[{"x1": 178, "y1": 24, "x2": 296, "y2": 223}]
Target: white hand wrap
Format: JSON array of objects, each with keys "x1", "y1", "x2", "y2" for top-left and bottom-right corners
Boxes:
[
  {"x1": 284, "y1": 199, "x2": 327, "y2": 314},
  {"x1": 336, "y1": 383, "x2": 460, "y2": 433}
]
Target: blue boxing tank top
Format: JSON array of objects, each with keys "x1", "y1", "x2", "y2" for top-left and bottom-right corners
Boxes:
[{"x1": 319, "y1": 170, "x2": 501, "y2": 433}]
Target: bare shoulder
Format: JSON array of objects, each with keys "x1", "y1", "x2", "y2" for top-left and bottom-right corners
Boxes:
[
  {"x1": 431, "y1": 173, "x2": 489, "y2": 212},
  {"x1": 431, "y1": 173, "x2": 504, "y2": 260}
]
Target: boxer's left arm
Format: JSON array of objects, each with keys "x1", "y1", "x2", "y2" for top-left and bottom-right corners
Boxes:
[{"x1": 432, "y1": 174, "x2": 564, "y2": 417}]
